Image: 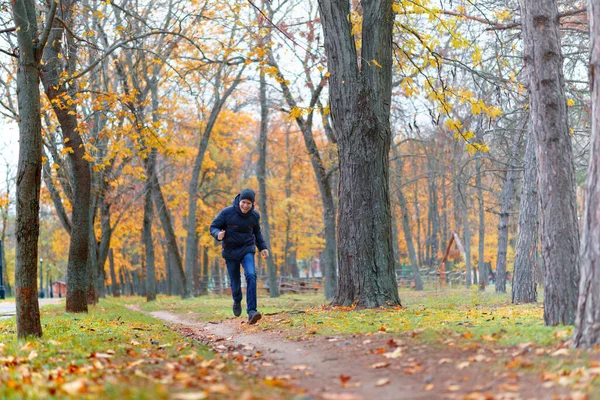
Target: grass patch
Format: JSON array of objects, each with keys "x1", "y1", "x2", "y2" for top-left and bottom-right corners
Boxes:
[
  {"x1": 126, "y1": 292, "x2": 326, "y2": 322},
  {"x1": 123, "y1": 288, "x2": 568, "y2": 347},
  {"x1": 0, "y1": 298, "x2": 292, "y2": 399}
]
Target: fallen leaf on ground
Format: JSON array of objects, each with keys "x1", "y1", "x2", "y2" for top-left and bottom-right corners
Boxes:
[
  {"x1": 481, "y1": 335, "x2": 496, "y2": 342},
  {"x1": 447, "y1": 385, "x2": 461, "y2": 392},
  {"x1": 551, "y1": 349, "x2": 569, "y2": 357},
  {"x1": 292, "y1": 364, "x2": 308, "y2": 370},
  {"x1": 457, "y1": 361, "x2": 470, "y2": 370},
  {"x1": 383, "y1": 348, "x2": 403, "y2": 359},
  {"x1": 339, "y1": 375, "x2": 351, "y2": 383},
  {"x1": 171, "y1": 393, "x2": 208, "y2": 400},
  {"x1": 322, "y1": 393, "x2": 364, "y2": 400},
  {"x1": 62, "y1": 379, "x2": 86, "y2": 395},
  {"x1": 27, "y1": 350, "x2": 37, "y2": 360},
  {"x1": 424, "y1": 383, "x2": 435, "y2": 391},
  {"x1": 438, "y1": 358, "x2": 452, "y2": 365},
  {"x1": 376, "y1": 378, "x2": 390, "y2": 387},
  {"x1": 370, "y1": 362, "x2": 390, "y2": 369}
]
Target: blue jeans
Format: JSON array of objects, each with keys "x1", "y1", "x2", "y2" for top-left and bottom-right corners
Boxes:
[{"x1": 225, "y1": 252, "x2": 257, "y2": 314}]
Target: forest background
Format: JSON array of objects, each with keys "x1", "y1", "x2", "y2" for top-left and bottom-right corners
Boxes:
[{"x1": 0, "y1": 0, "x2": 589, "y2": 304}]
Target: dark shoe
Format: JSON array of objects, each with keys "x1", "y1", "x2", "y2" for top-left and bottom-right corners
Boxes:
[
  {"x1": 233, "y1": 301, "x2": 242, "y2": 317},
  {"x1": 248, "y1": 310, "x2": 262, "y2": 325}
]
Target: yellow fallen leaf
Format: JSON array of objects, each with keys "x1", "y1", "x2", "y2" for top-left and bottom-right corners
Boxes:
[
  {"x1": 447, "y1": 385, "x2": 461, "y2": 392},
  {"x1": 456, "y1": 361, "x2": 470, "y2": 370},
  {"x1": 208, "y1": 384, "x2": 229, "y2": 394},
  {"x1": 551, "y1": 348, "x2": 569, "y2": 357},
  {"x1": 383, "y1": 348, "x2": 403, "y2": 359},
  {"x1": 174, "y1": 372, "x2": 191, "y2": 381},
  {"x1": 376, "y1": 378, "x2": 390, "y2": 386},
  {"x1": 27, "y1": 350, "x2": 38, "y2": 360},
  {"x1": 20, "y1": 342, "x2": 32, "y2": 351},
  {"x1": 291, "y1": 364, "x2": 308, "y2": 370},
  {"x1": 463, "y1": 331, "x2": 473, "y2": 339},
  {"x1": 370, "y1": 362, "x2": 390, "y2": 369},
  {"x1": 481, "y1": 335, "x2": 496, "y2": 342},
  {"x1": 62, "y1": 379, "x2": 86, "y2": 395},
  {"x1": 171, "y1": 393, "x2": 208, "y2": 400},
  {"x1": 571, "y1": 392, "x2": 589, "y2": 400},
  {"x1": 424, "y1": 383, "x2": 435, "y2": 391}
]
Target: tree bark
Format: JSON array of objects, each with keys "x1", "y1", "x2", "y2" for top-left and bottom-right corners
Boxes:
[
  {"x1": 476, "y1": 153, "x2": 485, "y2": 288},
  {"x1": 495, "y1": 136, "x2": 520, "y2": 293},
  {"x1": 319, "y1": 0, "x2": 400, "y2": 307},
  {"x1": 11, "y1": 0, "x2": 51, "y2": 337},
  {"x1": 520, "y1": 0, "x2": 579, "y2": 325},
  {"x1": 512, "y1": 129, "x2": 538, "y2": 304},
  {"x1": 573, "y1": 1, "x2": 600, "y2": 347}
]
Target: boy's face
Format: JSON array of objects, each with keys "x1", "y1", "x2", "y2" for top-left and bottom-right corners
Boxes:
[{"x1": 240, "y1": 199, "x2": 253, "y2": 214}]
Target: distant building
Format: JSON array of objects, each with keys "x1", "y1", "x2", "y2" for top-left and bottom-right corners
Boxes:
[{"x1": 52, "y1": 281, "x2": 67, "y2": 298}]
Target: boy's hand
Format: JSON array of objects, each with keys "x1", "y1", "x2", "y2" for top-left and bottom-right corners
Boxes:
[
  {"x1": 217, "y1": 230, "x2": 225, "y2": 241},
  {"x1": 260, "y1": 249, "x2": 269, "y2": 259}
]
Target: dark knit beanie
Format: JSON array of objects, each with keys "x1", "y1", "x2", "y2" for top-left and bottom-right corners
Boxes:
[{"x1": 240, "y1": 188, "x2": 255, "y2": 203}]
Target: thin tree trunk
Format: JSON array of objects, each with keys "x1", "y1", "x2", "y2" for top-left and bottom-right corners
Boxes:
[
  {"x1": 152, "y1": 173, "x2": 191, "y2": 298},
  {"x1": 143, "y1": 152, "x2": 157, "y2": 302},
  {"x1": 463, "y1": 174, "x2": 472, "y2": 287},
  {"x1": 392, "y1": 147, "x2": 423, "y2": 290},
  {"x1": 512, "y1": 129, "x2": 539, "y2": 304},
  {"x1": 521, "y1": 0, "x2": 580, "y2": 325},
  {"x1": 109, "y1": 249, "x2": 119, "y2": 297},
  {"x1": 183, "y1": 66, "x2": 244, "y2": 297},
  {"x1": 495, "y1": 136, "x2": 520, "y2": 293},
  {"x1": 258, "y1": 68, "x2": 279, "y2": 297},
  {"x1": 268, "y1": 54, "x2": 338, "y2": 300},
  {"x1": 200, "y1": 247, "x2": 209, "y2": 296},
  {"x1": 574, "y1": 1, "x2": 600, "y2": 346},
  {"x1": 476, "y1": 153, "x2": 485, "y2": 289},
  {"x1": 41, "y1": 1, "x2": 90, "y2": 313}
]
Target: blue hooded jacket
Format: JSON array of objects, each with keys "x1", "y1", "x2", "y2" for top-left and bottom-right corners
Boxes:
[{"x1": 209, "y1": 193, "x2": 268, "y2": 260}]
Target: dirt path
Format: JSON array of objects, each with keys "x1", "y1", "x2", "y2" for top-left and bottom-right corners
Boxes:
[{"x1": 137, "y1": 308, "x2": 577, "y2": 400}]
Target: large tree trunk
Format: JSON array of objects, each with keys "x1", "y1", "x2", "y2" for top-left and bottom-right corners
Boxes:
[
  {"x1": 258, "y1": 69, "x2": 279, "y2": 297},
  {"x1": 521, "y1": 0, "x2": 579, "y2": 325},
  {"x1": 573, "y1": 2, "x2": 600, "y2": 347},
  {"x1": 495, "y1": 136, "x2": 520, "y2": 293},
  {"x1": 319, "y1": 0, "x2": 400, "y2": 307},
  {"x1": 512, "y1": 129, "x2": 538, "y2": 304},
  {"x1": 11, "y1": 0, "x2": 50, "y2": 337},
  {"x1": 41, "y1": 1, "x2": 90, "y2": 313}
]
